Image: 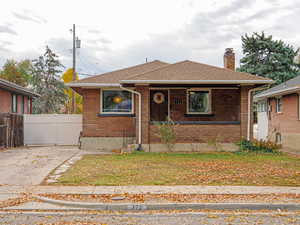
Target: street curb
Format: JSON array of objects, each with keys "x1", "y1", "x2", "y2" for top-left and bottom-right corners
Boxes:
[{"x1": 35, "y1": 196, "x2": 300, "y2": 211}]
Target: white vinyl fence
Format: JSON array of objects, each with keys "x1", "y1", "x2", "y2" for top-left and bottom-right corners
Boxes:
[{"x1": 24, "y1": 114, "x2": 82, "y2": 145}]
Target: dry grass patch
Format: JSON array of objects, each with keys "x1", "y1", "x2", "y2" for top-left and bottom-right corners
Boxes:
[{"x1": 54, "y1": 152, "x2": 300, "y2": 186}]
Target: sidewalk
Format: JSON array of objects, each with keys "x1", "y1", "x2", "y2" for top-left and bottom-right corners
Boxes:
[
  {"x1": 1, "y1": 185, "x2": 300, "y2": 211},
  {"x1": 1, "y1": 185, "x2": 300, "y2": 195}
]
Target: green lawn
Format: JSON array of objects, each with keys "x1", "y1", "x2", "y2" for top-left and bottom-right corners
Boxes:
[{"x1": 55, "y1": 152, "x2": 300, "y2": 186}]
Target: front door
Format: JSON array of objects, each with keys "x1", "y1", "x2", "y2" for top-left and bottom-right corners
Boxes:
[{"x1": 150, "y1": 90, "x2": 169, "y2": 121}]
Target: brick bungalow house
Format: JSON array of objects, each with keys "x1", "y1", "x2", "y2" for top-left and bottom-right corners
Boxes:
[
  {"x1": 0, "y1": 78, "x2": 39, "y2": 114},
  {"x1": 254, "y1": 75, "x2": 300, "y2": 152},
  {"x1": 68, "y1": 49, "x2": 273, "y2": 152}
]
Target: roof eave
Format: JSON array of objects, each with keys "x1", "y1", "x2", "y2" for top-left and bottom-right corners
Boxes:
[
  {"x1": 254, "y1": 86, "x2": 300, "y2": 100},
  {"x1": 0, "y1": 82, "x2": 40, "y2": 98},
  {"x1": 120, "y1": 79, "x2": 274, "y2": 85},
  {"x1": 66, "y1": 83, "x2": 120, "y2": 88}
]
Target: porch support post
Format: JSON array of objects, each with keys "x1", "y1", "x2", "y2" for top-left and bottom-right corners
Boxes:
[
  {"x1": 240, "y1": 86, "x2": 252, "y2": 140},
  {"x1": 136, "y1": 85, "x2": 150, "y2": 144}
]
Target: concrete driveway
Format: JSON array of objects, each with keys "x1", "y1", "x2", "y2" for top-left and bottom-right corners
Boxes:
[{"x1": 0, "y1": 146, "x2": 80, "y2": 185}]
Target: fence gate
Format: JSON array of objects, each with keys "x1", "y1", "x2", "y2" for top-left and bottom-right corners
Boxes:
[
  {"x1": 0, "y1": 113, "x2": 23, "y2": 148},
  {"x1": 24, "y1": 114, "x2": 82, "y2": 145}
]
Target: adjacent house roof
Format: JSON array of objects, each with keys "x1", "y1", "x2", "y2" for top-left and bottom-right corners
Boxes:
[
  {"x1": 121, "y1": 60, "x2": 273, "y2": 84},
  {"x1": 67, "y1": 59, "x2": 273, "y2": 88},
  {"x1": 0, "y1": 78, "x2": 40, "y2": 97},
  {"x1": 255, "y1": 75, "x2": 300, "y2": 100}
]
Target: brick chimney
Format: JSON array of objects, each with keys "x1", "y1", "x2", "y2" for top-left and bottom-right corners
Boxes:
[{"x1": 224, "y1": 48, "x2": 235, "y2": 70}]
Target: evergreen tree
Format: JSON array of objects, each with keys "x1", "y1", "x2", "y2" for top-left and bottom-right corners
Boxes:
[
  {"x1": 31, "y1": 46, "x2": 67, "y2": 113},
  {"x1": 238, "y1": 32, "x2": 300, "y2": 85}
]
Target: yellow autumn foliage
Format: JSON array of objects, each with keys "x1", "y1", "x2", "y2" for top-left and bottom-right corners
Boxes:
[{"x1": 62, "y1": 68, "x2": 83, "y2": 114}]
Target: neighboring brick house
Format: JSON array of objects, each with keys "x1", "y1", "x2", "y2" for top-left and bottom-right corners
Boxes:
[
  {"x1": 0, "y1": 78, "x2": 39, "y2": 114},
  {"x1": 68, "y1": 49, "x2": 273, "y2": 152},
  {"x1": 255, "y1": 75, "x2": 300, "y2": 152}
]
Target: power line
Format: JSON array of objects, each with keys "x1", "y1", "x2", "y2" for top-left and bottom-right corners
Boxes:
[{"x1": 77, "y1": 72, "x2": 96, "y2": 77}]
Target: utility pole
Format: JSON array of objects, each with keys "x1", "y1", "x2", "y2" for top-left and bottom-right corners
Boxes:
[
  {"x1": 71, "y1": 24, "x2": 81, "y2": 113},
  {"x1": 72, "y1": 24, "x2": 76, "y2": 114}
]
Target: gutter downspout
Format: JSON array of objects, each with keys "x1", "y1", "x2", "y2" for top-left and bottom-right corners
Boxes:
[
  {"x1": 120, "y1": 85, "x2": 142, "y2": 150},
  {"x1": 247, "y1": 85, "x2": 270, "y2": 141}
]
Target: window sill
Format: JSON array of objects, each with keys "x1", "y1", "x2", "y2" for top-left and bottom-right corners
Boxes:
[
  {"x1": 97, "y1": 113, "x2": 135, "y2": 117},
  {"x1": 184, "y1": 113, "x2": 214, "y2": 117},
  {"x1": 151, "y1": 121, "x2": 240, "y2": 125}
]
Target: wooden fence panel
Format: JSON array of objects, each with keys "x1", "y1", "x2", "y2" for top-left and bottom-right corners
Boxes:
[{"x1": 0, "y1": 113, "x2": 23, "y2": 148}]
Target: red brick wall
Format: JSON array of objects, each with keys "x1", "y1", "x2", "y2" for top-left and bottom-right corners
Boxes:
[
  {"x1": 150, "y1": 124, "x2": 240, "y2": 143},
  {"x1": 82, "y1": 89, "x2": 136, "y2": 137},
  {"x1": 0, "y1": 89, "x2": 32, "y2": 114},
  {"x1": 135, "y1": 85, "x2": 150, "y2": 143},
  {"x1": 24, "y1": 96, "x2": 28, "y2": 114},
  {"x1": 82, "y1": 86, "x2": 252, "y2": 144},
  {"x1": 268, "y1": 94, "x2": 300, "y2": 135},
  {"x1": 240, "y1": 86, "x2": 252, "y2": 139},
  {"x1": 169, "y1": 89, "x2": 240, "y2": 121},
  {"x1": 0, "y1": 89, "x2": 11, "y2": 113},
  {"x1": 17, "y1": 95, "x2": 23, "y2": 113}
]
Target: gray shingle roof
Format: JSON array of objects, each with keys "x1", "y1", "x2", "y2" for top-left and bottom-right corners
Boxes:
[{"x1": 255, "y1": 75, "x2": 300, "y2": 99}]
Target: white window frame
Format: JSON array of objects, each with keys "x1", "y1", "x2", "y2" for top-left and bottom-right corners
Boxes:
[
  {"x1": 100, "y1": 89, "x2": 134, "y2": 114},
  {"x1": 12, "y1": 94, "x2": 17, "y2": 113},
  {"x1": 258, "y1": 100, "x2": 267, "y2": 113},
  {"x1": 276, "y1": 97, "x2": 282, "y2": 113},
  {"x1": 186, "y1": 88, "x2": 212, "y2": 114},
  {"x1": 27, "y1": 96, "x2": 31, "y2": 114}
]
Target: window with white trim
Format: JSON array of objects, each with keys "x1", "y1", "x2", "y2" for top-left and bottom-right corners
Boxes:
[
  {"x1": 101, "y1": 90, "x2": 133, "y2": 114},
  {"x1": 276, "y1": 97, "x2": 282, "y2": 113},
  {"x1": 12, "y1": 94, "x2": 17, "y2": 113},
  {"x1": 27, "y1": 97, "x2": 31, "y2": 113},
  {"x1": 257, "y1": 101, "x2": 267, "y2": 112},
  {"x1": 187, "y1": 89, "x2": 211, "y2": 114}
]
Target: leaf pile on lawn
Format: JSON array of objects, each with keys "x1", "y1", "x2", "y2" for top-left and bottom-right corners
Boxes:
[{"x1": 55, "y1": 152, "x2": 300, "y2": 186}]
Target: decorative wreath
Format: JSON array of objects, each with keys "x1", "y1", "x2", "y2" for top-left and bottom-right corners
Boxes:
[{"x1": 153, "y1": 92, "x2": 165, "y2": 104}]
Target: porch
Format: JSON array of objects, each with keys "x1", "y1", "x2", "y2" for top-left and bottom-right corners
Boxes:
[{"x1": 133, "y1": 85, "x2": 252, "y2": 151}]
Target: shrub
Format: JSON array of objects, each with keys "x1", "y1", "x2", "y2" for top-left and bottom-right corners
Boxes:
[
  {"x1": 154, "y1": 119, "x2": 177, "y2": 151},
  {"x1": 237, "y1": 138, "x2": 281, "y2": 153}
]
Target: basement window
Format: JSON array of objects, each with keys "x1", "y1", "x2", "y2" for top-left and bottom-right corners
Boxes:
[
  {"x1": 187, "y1": 89, "x2": 211, "y2": 114},
  {"x1": 275, "y1": 133, "x2": 282, "y2": 144},
  {"x1": 101, "y1": 90, "x2": 133, "y2": 114}
]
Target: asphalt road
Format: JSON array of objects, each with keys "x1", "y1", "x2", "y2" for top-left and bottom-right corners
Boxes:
[{"x1": 0, "y1": 212, "x2": 299, "y2": 225}]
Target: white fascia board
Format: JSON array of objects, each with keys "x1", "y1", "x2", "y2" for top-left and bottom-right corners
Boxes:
[
  {"x1": 66, "y1": 83, "x2": 120, "y2": 88},
  {"x1": 120, "y1": 79, "x2": 274, "y2": 84},
  {"x1": 255, "y1": 86, "x2": 300, "y2": 100}
]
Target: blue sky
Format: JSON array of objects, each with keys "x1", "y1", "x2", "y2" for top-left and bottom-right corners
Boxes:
[{"x1": 0, "y1": 0, "x2": 299, "y2": 78}]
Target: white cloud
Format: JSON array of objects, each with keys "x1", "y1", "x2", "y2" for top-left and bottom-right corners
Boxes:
[{"x1": 0, "y1": 0, "x2": 299, "y2": 76}]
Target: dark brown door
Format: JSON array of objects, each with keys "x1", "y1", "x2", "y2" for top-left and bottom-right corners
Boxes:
[{"x1": 150, "y1": 90, "x2": 169, "y2": 121}]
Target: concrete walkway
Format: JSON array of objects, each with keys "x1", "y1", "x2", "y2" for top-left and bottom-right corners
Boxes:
[
  {"x1": 0, "y1": 146, "x2": 80, "y2": 185},
  {"x1": 0, "y1": 185, "x2": 299, "y2": 195}
]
